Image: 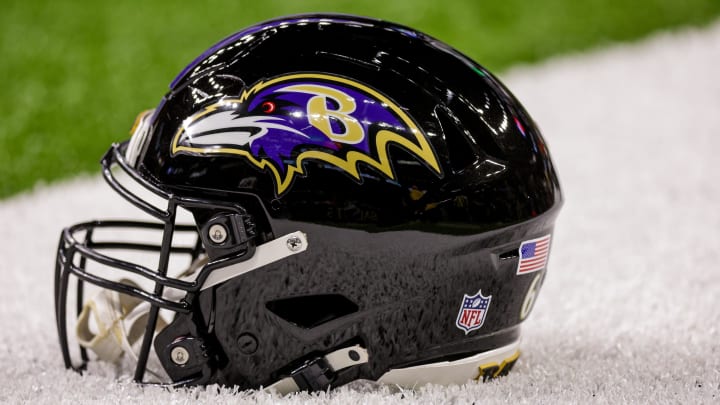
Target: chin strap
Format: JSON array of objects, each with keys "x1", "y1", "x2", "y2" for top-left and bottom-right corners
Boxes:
[
  {"x1": 266, "y1": 345, "x2": 369, "y2": 394},
  {"x1": 75, "y1": 279, "x2": 168, "y2": 372}
]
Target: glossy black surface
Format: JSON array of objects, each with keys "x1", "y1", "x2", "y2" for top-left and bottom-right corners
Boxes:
[
  {"x1": 138, "y1": 14, "x2": 559, "y2": 233},
  {"x1": 55, "y1": 14, "x2": 562, "y2": 390}
]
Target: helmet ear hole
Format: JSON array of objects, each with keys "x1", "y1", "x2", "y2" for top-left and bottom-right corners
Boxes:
[{"x1": 266, "y1": 295, "x2": 359, "y2": 329}]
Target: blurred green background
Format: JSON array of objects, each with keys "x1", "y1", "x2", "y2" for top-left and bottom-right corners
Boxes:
[{"x1": 2, "y1": 0, "x2": 719, "y2": 198}]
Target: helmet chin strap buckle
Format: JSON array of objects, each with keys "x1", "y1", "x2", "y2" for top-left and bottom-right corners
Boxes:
[
  {"x1": 289, "y1": 357, "x2": 334, "y2": 391},
  {"x1": 267, "y1": 345, "x2": 369, "y2": 394}
]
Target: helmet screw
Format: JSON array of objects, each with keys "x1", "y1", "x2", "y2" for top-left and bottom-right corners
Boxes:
[
  {"x1": 170, "y1": 346, "x2": 190, "y2": 366},
  {"x1": 208, "y1": 224, "x2": 228, "y2": 244},
  {"x1": 237, "y1": 333, "x2": 258, "y2": 354},
  {"x1": 286, "y1": 235, "x2": 303, "y2": 251}
]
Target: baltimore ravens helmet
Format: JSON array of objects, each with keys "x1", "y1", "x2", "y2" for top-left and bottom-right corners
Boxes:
[{"x1": 54, "y1": 14, "x2": 562, "y2": 392}]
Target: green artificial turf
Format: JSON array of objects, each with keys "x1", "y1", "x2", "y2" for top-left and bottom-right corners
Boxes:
[{"x1": 2, "y1": 0, "x2": 719, "y2": 198}]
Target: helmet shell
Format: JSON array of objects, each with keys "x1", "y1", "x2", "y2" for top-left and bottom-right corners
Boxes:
[{"x1": 128, "y1": 14, "x2": 561, "y2": 388}]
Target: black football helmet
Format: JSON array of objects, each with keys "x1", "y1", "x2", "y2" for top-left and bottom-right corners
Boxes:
[{"x1": 54, "y1": 14, "x2": 562, "y2": 392}]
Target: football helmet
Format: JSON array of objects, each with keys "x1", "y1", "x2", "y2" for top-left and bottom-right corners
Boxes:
[{"x1": 54, "y1": 14, "x2": 562, "y2": 392}]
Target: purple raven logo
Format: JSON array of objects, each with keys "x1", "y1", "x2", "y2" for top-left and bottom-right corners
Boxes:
[{"x1": 171, "y1": 73, "x2": 441, "y2": 195}]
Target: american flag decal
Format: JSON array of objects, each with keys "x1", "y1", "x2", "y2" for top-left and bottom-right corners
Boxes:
[{"x1": 516, "y1": 234, "x2": 552, "y2": 275}]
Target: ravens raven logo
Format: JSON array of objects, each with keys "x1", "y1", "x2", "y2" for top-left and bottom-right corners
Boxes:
[{"x1": 171, "y1": 73, "x2": 441, "y2": 195}]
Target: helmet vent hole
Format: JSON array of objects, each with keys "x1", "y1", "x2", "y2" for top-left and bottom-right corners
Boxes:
[
  {"x1": 499, "y1": 248, "x2": 519, "y2": 260},
  {"x1": 266, "y1": 294, "x2": 358, "y2": 329}
]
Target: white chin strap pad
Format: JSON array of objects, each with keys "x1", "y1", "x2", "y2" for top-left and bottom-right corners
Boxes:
[
  {"x1": 266, "y1": 340, "x2": 520, "y2": 395},
  {"x1": 377, "y1": 339, "x2": 521, "y2": 387},
  {"x1": 75, "y1": 279, "x2": 166, "y2": 363}
]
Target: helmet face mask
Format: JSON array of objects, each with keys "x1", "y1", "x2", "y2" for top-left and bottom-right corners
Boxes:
[{"x1": 54, "y1": 14, "x2": 562, "y2": 392}]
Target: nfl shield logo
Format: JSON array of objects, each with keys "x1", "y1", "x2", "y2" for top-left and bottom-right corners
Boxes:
[{"x1": 455, "y1": 289, "x2": 492, "y2": 334}]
